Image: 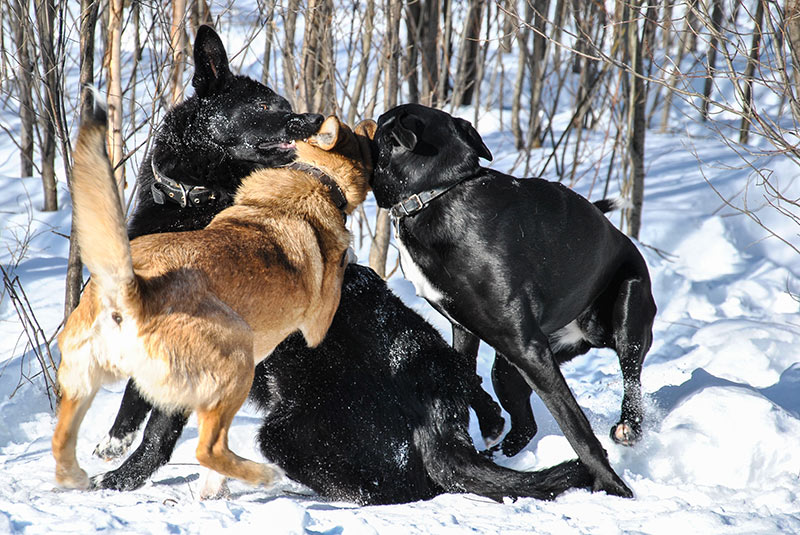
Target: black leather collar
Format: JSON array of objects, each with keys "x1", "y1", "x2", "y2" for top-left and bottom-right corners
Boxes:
[
  {"x1": 288, "y1": 162, "x2": 348, "y2": 221},
  {"x1": 389, "y1": 175, "x2": 479, "y2": 220},
  {"x1": 150, "y1": 159, "x2": 220, "y2": 208}
]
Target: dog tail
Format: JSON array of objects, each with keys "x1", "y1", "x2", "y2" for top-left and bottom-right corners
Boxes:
[
  {"x1": 71, "y1": 100, "x2": 136, "y2": 296},
  {"x1": 424, "y1": 441, "x2": 594, "y2": 501},
  {"x1": 593, "y1": 197, "x2": 631, "y2": 214}
]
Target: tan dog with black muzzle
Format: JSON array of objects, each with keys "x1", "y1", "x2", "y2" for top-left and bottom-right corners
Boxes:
[{"x1": 53, "y1": 105, "x2": 376, "y2": 491}]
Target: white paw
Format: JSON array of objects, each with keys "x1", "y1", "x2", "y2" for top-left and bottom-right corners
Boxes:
[
  {"x1": 93, "y1": 432, "x2": 135, "y2": 461},
  {"x1": 199, "y1": 469, "x2": 230, "y2": 500}
]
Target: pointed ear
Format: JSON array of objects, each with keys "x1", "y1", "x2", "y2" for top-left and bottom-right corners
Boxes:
[
  {"x1": 455, "y1": 118, "x2": 492, "y2": 161},
  {"x1": 354, "y1": 119, "x2": 377, "y2": 141},
  {"x1": 308, "y1": 116, "x2": 341, "y2": 150},
  {"x1": 354, "y1": 119, "x2": 378, "y2": 170},
  {"x1": 192, "y1": 25, "x2": 232, "y2": 97}
]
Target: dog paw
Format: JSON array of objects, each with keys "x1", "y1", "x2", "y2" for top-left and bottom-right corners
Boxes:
[
  {"x1": 478, "y1": 413, "x2": 505, "y2": 448},
  {"x1": 610, "y1": 421, "x2": 642, "y2": 446},
  {"x1": 93, "y1": 432, "x2": 135, "y2": 461},
  {"x1": 56, "y1": 467, "x2": 90, "y2": 490},
  {"x1": 200, "y1": 469, "x2": 230, "y2": 500},
  {"x1": 592, "y1": 473, "x2": 634, "y2": 499},
  {"x1": 260, "y1": 463, "x2": 286, "y2": 487},
  {"x1": 499, "y1": 425, "x2": 536, "y2": 457}
]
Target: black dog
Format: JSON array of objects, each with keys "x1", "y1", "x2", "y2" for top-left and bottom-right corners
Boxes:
[
  {"x1": 370, "y1": 103, "x2": 657, "y2": 498},
  {"x1": 91, "y1": 27, "x2": 592, "y2": 503},
  {"x1": 92, "y1": 24, "x2": 324, "y2": 469}
]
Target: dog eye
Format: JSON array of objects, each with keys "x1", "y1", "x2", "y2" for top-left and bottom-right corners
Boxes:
[{"x1": 259, "y1": 103, "x2": 270, "y2": 111}]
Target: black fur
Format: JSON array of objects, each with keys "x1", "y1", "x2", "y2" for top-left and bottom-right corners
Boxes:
[
  {"x1": 371, "y1": 104, "x2": 658, "y2": 498},
  {"x1": 93, "y1": 27, "x2": 593, "y2": 504},
  {"x1": 127, "y1": 25, "x2": 323, "y2": 239}
]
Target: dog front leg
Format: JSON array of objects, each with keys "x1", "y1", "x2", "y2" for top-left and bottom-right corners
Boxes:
[
  {"x1": 491, "y1": 353, "x2": 537, "y2": 456},
  {"x1": 52, "y1": 387, "x2": 99, "y2": 489},
  {"x1": 452, "y1": 324, "x2": 504, "y2": 446},
  {"x1": 302, "y1": 252, "x2": 347, "y2": 347}
]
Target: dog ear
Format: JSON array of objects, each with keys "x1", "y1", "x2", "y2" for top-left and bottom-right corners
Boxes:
[
  {"x1": 388, "y1": 114, "x2": 420, "y2": 151},
  {"x1": 354, "y1": 119, "x2": 378, "y2": 169},
  {"x1": 455, "y1": 118, "x2": 492, "y2": 161},
  {"x1": 308, "y1": 116, "x2": 341, "y2": 150},
  {"x1": 192, "y1": 25, "x2": 231, "y2": 97},
  {"x1": 355, "y1": 119, "x2": 378, "y2": 141}
]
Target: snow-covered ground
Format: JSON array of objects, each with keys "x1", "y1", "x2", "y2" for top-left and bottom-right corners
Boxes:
[
  {"x1": 1, "y1": 116, "x2": 798, "y2": 533},
  {"x1": 2, "y1": 4, "x2": 800, "y2": 531}
]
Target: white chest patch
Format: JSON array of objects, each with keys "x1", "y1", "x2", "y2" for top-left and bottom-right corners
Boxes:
[
  {"x1": 550, "y1": 320, "x2": 586, "y2": 351},
  {"x1": 396, "y1": 234, "x2": 444, "y2": 304}
]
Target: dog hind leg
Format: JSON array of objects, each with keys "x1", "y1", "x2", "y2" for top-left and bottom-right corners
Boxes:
[
  {"x1": 52, "y1": 387, "x2": 100, "y2": 489},
  {"x1": 485, "y1": 307, "x2": 632, "y2": 497},
  {"x1": 195, "y1": 398, "x2": 282, "y2": 487},
  {"x1": 610, "y1": 276, "x2": 656, "y2": 446}
]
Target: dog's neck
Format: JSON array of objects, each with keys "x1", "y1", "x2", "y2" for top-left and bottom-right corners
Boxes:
[
  {"x1": 150, "y1": 159, "x2": 223, "y2": 208},
  {"x1": 389, "y1": 174, "x2": 482, "y2": 220},
  {"x1": 287, "y1": 161, "x2": 348, "y2": 220}
]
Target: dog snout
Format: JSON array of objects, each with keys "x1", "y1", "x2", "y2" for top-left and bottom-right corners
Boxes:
[{"x1": 287, "y1": 113, "x2": 325, "y2": 139}]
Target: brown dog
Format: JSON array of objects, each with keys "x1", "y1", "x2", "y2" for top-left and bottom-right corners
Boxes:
[{"x1": 52, "y1": 106, "x2": 376, "y2": 490}]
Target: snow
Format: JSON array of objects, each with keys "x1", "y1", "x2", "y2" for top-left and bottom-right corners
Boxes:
[{"x1": 2, "y1": 15, "x2": 800, "y2": 535}]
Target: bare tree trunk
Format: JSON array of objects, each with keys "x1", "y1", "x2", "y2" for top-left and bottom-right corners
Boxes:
[
  {"x1": 438, "y1": 0, "x2": 453, "y2": 105},
  {"x1": 739, "y1": 0, "x2": 764, "y2": 144},
  {"x1": 511, "y1": 3, "x2": 531, "y2": 149},
  {"x1": 624, "y1": 0, "x2": 647, "y2": 240},
  {"x1": 11, "y1": 0, "x2": 34, "y2": 178},
  {"x1": 65, "y1": 0, "x2": 100, "y2": 319},
  {"x1": 106, "y1": 0, "x2": 125, "y2": 204},
  {"x1": 701, "y1": 0, "x2": 723, "y2": 120},
  {"x1": 170, "y1": 0, "x2": 187, "y2": 105},
  {"x1": 369, "y1": 0, "x2": 402, "y2": 279},
  {"x1": 348, "y1": 0, "x2": 375, "y2": 123},
  {"x1": 660, "y1": 0, "x2": 697, "y2": 132},
  {"x1": 404, "y1": 0, "x2": 421, "y2": 104},
  {"x1": 525, "y1": 0, "x2": 549, "y2": 149},
  {"x1": 453, "y1": 0, "x2": 484, "y2": 107},
  {"x1": 300, "y1": 0, "x2": 335, "y2": 113},
  {"x1": 786, "y1": 0, "x2": 800, "y2": 122},
  {"x1": 419, "y1": 0, "x2": 440, "y2": 106},
  {"x1": 260, "y1": 0, "x2": 279, "y2": 86},
  {"x1": 34, "y1": 0, "x2": 58, "y2": 211},
  {"x1": 281, "y1": 0, "x2": 299, "y2": 109}
]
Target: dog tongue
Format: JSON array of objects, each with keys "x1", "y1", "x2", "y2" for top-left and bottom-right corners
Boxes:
[{"x1": 258, "y1": 140, "x2": 296, "y2": 150}]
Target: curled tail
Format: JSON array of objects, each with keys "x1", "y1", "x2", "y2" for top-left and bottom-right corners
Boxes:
[{"x1": 71, "y1": 102, "x2": 135, "y2": 297}]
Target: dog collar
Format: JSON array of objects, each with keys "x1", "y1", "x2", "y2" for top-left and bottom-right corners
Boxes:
[
  {"x1": 151, "y1": 159, "x2": 220, "y2": 208},
  {"x1": 389, "y1": 176, "x2": 478, "y2": 220},
  {"x1": 288, "y1": 162, "x2": 348, "y2": 221}
]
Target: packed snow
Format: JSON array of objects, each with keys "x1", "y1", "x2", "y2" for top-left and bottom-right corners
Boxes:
[{"x1": 1, "y1": 13, "x2": 800, "y2": 535}]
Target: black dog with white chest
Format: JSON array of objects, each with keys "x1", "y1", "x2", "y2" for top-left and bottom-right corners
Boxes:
[{"x1": 371, "y1": 103, "x2": 657, "y2": 498}]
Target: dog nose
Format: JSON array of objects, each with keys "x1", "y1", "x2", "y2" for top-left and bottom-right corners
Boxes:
[{"x1": 287, "y1": 113, "x2": 325, "y2": 138}]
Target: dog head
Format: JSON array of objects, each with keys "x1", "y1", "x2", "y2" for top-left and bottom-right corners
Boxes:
[
  {"x1": 294, "y1": 116, "x2": 377, "y2": 214},
  {"x1": 150, "y1": 25, "x2": 324, "y2": 192},
  {"x1": 371, "y1": 103, "x2": 492, "y2": 209}
]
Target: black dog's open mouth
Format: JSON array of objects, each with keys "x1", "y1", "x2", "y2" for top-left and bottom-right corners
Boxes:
[{"x1": 258, "y1": 140, "x2": 297, "y2": 151}]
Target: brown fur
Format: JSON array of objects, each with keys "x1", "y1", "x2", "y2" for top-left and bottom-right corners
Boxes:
[{"x1": 53, "y1": 113, "x2": 377, "y2": 490}]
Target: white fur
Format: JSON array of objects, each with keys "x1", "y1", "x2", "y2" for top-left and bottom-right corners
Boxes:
[
  {"x1": 396, "y1": 235, "x2": 444, "y2": 304},
  {"x1": 550, "y1": 320, "x2": 586, "y2": 351},
  {"x1": 200, "y1": 469, "x2": 230, "y2": 500}
]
